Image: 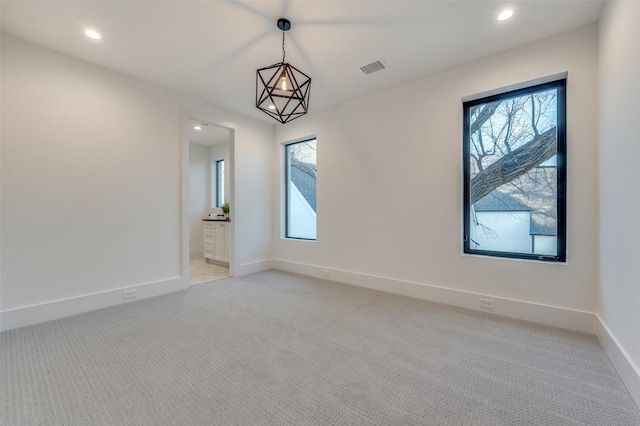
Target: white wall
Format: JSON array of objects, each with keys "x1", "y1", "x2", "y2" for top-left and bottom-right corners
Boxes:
[
  {"x1": 189, "y1": 143, "x2": 209, "y2": 257},
  {"x1": 1, "y1": 36, "x2": 274, "y2": 330},
  {"x1": 598, "y1": 0, "x2": 640, "y2": 404},
  {"x1": 274, "y1": 25, "x2": 599, "y2": 322}
]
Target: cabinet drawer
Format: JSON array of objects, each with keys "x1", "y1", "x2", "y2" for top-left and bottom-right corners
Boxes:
[
  {"x1": 204, "y1": 243, "x2": 214, "y2": 259},
  {"x1": 204, "y1": 229, "x2": 214, "y2": 243},
  {"x1": 204, "y1": 222, "x2": 215, "y2": 229}
]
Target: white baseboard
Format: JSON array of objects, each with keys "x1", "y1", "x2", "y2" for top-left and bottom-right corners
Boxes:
[
  {"x1": 190, "y1": 251, "x2": 204, "y2": 259},
  {"x1": 0, "y1": 277, "x2": 188, "y2": 332},
  {"x1": 236, "y1": 259, "x2": 274, "y2": 276},
  {"x1": 272, "y1": 259, "x2": 595, "y2": 334},
  {"x1": 596, "y1": 316, "x2": 640, "y2": 408}
]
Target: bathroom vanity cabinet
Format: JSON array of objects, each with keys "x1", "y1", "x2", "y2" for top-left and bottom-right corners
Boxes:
[{"x1": 203, "y1": 219, "x2": 230, "y2": 266}]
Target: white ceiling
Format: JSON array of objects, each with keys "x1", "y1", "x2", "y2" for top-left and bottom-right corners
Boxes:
[
  {"x1": 188, "y1": 119, "x2": 231, "y2": 146},
  {"x1": 1, "y1": 1, "x2": 605, "y2": 125}
]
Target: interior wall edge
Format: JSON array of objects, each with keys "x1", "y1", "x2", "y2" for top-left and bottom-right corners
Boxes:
[
  {"x1": 0, "y1": 277, "x2": 187, "y2": 333},
  {"x1": 596, "y1": 315, "x2": 640, "y2": 409},
  {"x1": 272, "y1": 259, "x2": 596, "y2": 334}
]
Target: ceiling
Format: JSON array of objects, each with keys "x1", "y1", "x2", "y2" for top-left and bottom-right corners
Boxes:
[
  {"x1": 188, "y1": 119, "x2": 231, "y2": 146},
  {"x1": 1, "y1": 1, "x2": 604, "y2": 125}
]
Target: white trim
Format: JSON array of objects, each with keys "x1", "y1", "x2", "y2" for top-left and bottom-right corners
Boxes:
[
  {"x1": 181, "y1": 109, "x2": 238, "y2": 279},
  {"x1": 235, "y1": 259, "x2": 274, "y2": 276},
  {"x1": 596, "y1": 316, "x2": 640, "y2": 408},
  {"x1": 272, "y1": 259, "x2": 595, "y2": 334},
  {"x1": 0, "y1": 277, "x2": 187, "y2": 332},
  {"x1": 180, "y1": 111, "x2": 190, "y2": 283}
]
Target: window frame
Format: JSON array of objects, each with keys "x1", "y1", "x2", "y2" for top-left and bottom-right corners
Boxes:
[
  {"x1": 462, "y1": 79, "x2": 567, "y2": 262},
  {"x1": 215, "y1": 159, "x2": 224, "y2": 207},
  {"x1": 285, "y1": 138, "x2": 317, "y2": 241}
]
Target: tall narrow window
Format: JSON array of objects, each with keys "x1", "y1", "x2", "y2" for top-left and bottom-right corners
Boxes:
[
  {"x1": 216, "y1": 159, "x2": 225, "y2": 207},
  {"x1": 463, "y1": 79, "x2": 566, "y2": 262},
  {"x1": 285, "y1": 138, "x2": 316, "y2": 240}
]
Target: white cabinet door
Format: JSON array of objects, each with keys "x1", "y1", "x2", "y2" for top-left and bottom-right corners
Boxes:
[{"x1": 214, "y1": 223, "x2": 226, "y2": 262}]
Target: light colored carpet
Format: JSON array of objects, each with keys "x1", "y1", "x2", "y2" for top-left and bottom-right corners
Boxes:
[{"x1": 1, "y1": 270, "x2": 639, "y2": 425}]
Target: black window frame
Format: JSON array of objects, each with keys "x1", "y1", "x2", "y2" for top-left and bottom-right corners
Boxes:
[
  {"x1": 285, "y1": 138, "x2": 317, "y2": 241},
  {"x1": 215, "y1": 159, "x2": 224, "y2": 207},
  {"x1": 463, "y1": 79, "x2": 567, "y2": 262}
]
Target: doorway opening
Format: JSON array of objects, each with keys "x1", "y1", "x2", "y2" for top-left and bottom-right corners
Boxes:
[{"x1": 185, "y1": 115, "x2": 235, "y2": 285}]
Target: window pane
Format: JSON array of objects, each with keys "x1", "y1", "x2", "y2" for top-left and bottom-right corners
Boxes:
[
  {"x1": 464, "y1": 80, "x2": 565, "y2": 261},
  {"x1": 286, "y1": 139, "x2": 316, "y2": 240}
]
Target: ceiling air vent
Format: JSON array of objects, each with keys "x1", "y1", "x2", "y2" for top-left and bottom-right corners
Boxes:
[{"x1": 360, "y1": 60, "x2": 386, "y2": 75}]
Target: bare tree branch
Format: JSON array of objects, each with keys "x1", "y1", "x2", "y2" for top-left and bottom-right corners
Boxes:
[
  {"x1": 470, "y1": 127, "x2": 556, "y2": 204},
  {"x1": 470, "y1": 100, "x2": 502, "y2": 135},
  {"x1": 530, "y1": 94, "x2": 539, "y2": 137},
  {"x1": 291, "y1": 157, "x2": 316, "y2": 178}
]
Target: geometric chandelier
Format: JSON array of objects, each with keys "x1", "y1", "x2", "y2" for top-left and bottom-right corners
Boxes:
[{"x1": 256, "y1": 18, "x2": 311, "y2": 124}]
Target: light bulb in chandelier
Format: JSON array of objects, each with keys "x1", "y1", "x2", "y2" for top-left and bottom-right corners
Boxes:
[{"x1": 279, "y1": 75, "x2": 288, "y2": 91}]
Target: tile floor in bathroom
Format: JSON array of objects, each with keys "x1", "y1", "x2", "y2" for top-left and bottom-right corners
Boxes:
[{"x1": 189, "y1": 257, "x2": 230, "y2": 285}]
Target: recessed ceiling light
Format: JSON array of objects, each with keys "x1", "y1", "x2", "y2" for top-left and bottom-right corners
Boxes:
[
  {"x1": 85, "y1": 30, "x2": 101, "y2": 40},
  {"x1": 498, "y1": 10, "x2": 513, "y2": 21},
  {"x1": 194, "y1": 126, "x2": 202, "y2": 130}
]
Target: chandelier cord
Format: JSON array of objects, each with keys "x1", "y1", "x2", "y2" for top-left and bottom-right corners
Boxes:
[{"x1": 282, "y1": 31, "x2": 286, "y2": 63}]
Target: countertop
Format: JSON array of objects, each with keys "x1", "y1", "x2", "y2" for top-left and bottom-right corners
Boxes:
[{"x1": 203, "y1": 217, "x2": 230, "y2": 222}]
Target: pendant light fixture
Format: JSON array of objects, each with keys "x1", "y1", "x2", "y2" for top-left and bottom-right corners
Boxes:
[{"x1": 256, "y1": 18, "x2": 311, "y2": 124}]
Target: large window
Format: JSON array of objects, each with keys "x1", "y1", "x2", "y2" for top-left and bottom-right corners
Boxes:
[
  {"x1": 463, "y1": 79, "x2": 566, "y2": 262},
  {"x1": 215, "y1": 159, "x2": 224, "y2": 207},
  {"x1": 285, "y1": 138, "x2": 317, "y2": 240}
]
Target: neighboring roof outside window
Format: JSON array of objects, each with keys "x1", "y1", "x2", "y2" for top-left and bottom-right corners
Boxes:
[
  {"x1": 473, "y1": 167, "x2": 557, "y2": 236},
  {"x1": 291, "y1": 160, "x2": 316, "y2": 213}
]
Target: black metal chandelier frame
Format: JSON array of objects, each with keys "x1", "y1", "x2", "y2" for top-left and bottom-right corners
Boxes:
[{"x1": 256, "y1": 18, "x2": 311, "y2": 124}]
